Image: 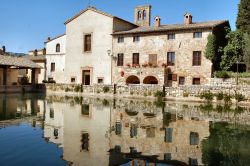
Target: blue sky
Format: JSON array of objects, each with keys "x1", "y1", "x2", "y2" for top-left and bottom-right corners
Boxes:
[{"x1": 0, "y1": 0, "x2": 239, "y2": 53}]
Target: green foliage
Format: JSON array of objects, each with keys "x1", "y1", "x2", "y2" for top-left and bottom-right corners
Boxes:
[
  {"x1": 183, "y1": 91, "x2": 189, "y2": 97},
  {"x1": 74, "y1": 85, "x2": 81, "y2": 92},
  {"x1": 154, "y1": 91, "x2": 164, "y2": 99},
  {"x1": 214, "y1": 71, "x2": 230, "y2": 79},
  {"x1": 215, "y1": 92, "x2": 224, "y2": 101},
  {"x1": 205, "y1": 34, "x2": 217, "y2": 61},
  {"x1": 102, "y1": 86, "x2": 110, "y2": 93},
  {"x1": 234, "y1": 93, "x2": 245, "y2": 102},
  {"x1": 65, "y1": 87, "x2": 70, "y2": 92},
  {"x1": 236, "y1": 0, "x2": 250, "y2": 34},
  {"x1": 102, "y1": 99, "x2": 110, "y2": 106},
  {"x1": 20, "y1": 76, "x2": 29, "y2": 85},
  {"x1": 199, "y1": 91, "x2": 214, "y2": 102},
  {"x1": 243, "y1": 33, "x2": 250, "y2": 71},
  {"x1": 220, "y1": 30, "x2": 245, "y2": 71},
  {"x1": 223, "y1": 93, "x2": 232, "y2": 104}
]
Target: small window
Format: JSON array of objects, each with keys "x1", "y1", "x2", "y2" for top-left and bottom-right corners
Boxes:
[
  {"x1": 97, "y1": 78, "x2": 104, "y2": 84},
  {"x1": 143, "y1": 10, "x2": 147, "y2": 20},
  {"x1": 193, "y1": 51, "x2": 201, "y2": 66},
  {"x1": 190, "y1": 132, "x2": 199, "y2": 145},
  {"x1": 165, "y1": 128, "x2": 173, "y2": 142},
  {"x1": 81, "y1": 133, "x2": 89, "y2": 151},
  {"x1": 115, "y1": 122, "x2": 122, "y2": 135},
  {"x1": 189, "y1": 158, "x2": 198, "y2": 166},
  {"x1": 148, "y1": 54, "x2": 157, "y2": 66},
  {"x1": 164, "y1": 153, "x2": 172, "y2": 160},
  {"x1": 133, "y1": 36, "x2": 140, "y2": 42},
  {"x1": 117, "y1": 53, "x2": 124, "y2": 66},
  {"x1": 56, "y1": 44, "x2": 60, "y2": 52},
  {"x1": 81, "y1": 104, "x2": 90, "y2": 116},
  {"x1": 168, "y1": 74, "x2": 172, "y2": 81},
  {"x1": 130, "y1": 124, "x2": 137, "y2": 138},
  {"x1": 179, "y1": 77, "x2": 185, "y2": 85},
  {"x1": 168, "y1": 34, "x2": 175, "y2": 40},
  {"x1": 167, "y1": 52, "x2": 175, "y2": 66},
  {"x1": 132, "y1": 53, "x2": 139, "y2": 65},
  {"x1": 50, "y1": 108, "x2": 54, "y2": 118},
  {"x1": 193, "y1": 32, "x2": 202, "y2": 38},
  {"x1": 51, "y1": 63, "x2": 55, "y2": 72},
  {"x1": 138, "y1": 11, "x2": 142, "y2": 20},
  {"x1": 117, "y1": 37, "x2": 124, "y2": 43},
  {"x1": 71, "y1": 77, "x2": 76, "y2": 83},
  {"x1": 48, "y1": 77, "x2": 54, "y2": 82},
  {"x1": 193, "y1": 78, "x2": 200, "y2": 85},
  {"x1": 84, "y1": 34, "x2": 91, "y2": 52}
]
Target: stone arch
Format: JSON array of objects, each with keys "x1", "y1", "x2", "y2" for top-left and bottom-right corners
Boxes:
[
  {"x1": 126, "y1": 75, "x2": 140, "y2": 84},
  {"x1": 143, "y1": 76, "x2": 158, "y2": 84}
]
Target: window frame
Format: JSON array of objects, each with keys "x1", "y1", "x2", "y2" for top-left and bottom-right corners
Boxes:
[
  {"x1": 51, "y1": 62, "x2": 55, "y2": 72},
  {"x1": 117, "y1": 37, "x2": 124, "y2": 43},
  {"x1": 133, "y1": 36, "x2": 140, "y2": 42},
  {"x1": 97, "y1": 77, "x2": 104, "y2": 84},
  {"x1": 179, "y1": 77, "x2": 185, "y2": 85},
  {"x1": 132, "y1": 53, "x2": 140, "y2": 65},
  {"x1": 117, "y1": 53, "x2": 124, "y2": 66},
  {"x1": 192, "y1": 51, "x2": 201, "y2": 66},
  {"x1": 167, "y1": 52, "x2": 175, "y2": 66},
  {"x1": 167, "y1": 33, "x2": 175, "y2": 40},
  {"x1": 84, "y1": 34, "x2": 92, "y2": 52},
  {"x1": 193, "y1": 32, "x2": 202, "y2": 38},
  {"x1": 193, "y1": 78, "x2": 201, "y2": 85},
  {"x1": 56, "y1": 43, "x2": 60, "y2": 53}
]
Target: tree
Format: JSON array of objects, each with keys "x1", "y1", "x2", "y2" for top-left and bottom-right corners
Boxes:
[
  {"x1": 220, "y1": 30, "x2": 245, "y2": 71},
  {"x1": 243, "y1": 33, "x2": 250, "y2": 71},
  {"x1": 205, "y1": 34, "x2": 218, "y2": 68},
  {"x1": 236, "y1": 0, "x2": 250, "y2": 34}
]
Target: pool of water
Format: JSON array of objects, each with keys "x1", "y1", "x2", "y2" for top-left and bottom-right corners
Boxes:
[{"x1": 0, "y1": 94, "x2": 250, "y2": 166}]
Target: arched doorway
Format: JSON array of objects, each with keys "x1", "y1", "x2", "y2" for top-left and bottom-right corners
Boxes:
[
  {"x1": 143, "y1": 76, "x2": 158, "y2": 84},
  {"x1": 126, "y1": 75, "x2": 140, "y2": 84}
]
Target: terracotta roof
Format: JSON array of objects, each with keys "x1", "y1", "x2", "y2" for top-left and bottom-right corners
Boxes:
[
  {"x1": 0, "y1": 55, "x2": 42, "y2": 68},
  {"x1": 64, "y1": 6, "x2": 136, "y2": 26},
  {"x1": 113, "y1": 20, "x2": 229, "y2": 35},
  {"x1": 45, "y1": 34, "x2": 66, "y2": 44},
  {"x1": 25, "y1": 55, "x2": 46, "y2": 62}
]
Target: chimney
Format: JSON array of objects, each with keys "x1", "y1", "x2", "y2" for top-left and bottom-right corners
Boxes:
[
  {"x1": 2, "y1": 46, "x2": 6, "y2": 54},
  {"x1": 184, "y1": 12, "x2": 192, "y2": 24},
  {"x1": 154, "y1": 16, "x2": 161, "y2": 27},
  {"x1": 47, "y1": 37, "x2": 51, "y2": 41},
  {"x1": 34, "y1": 49, "x2": 38, "y2": 56}
]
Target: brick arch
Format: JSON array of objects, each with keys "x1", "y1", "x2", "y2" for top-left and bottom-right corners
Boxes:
[
  {"x1": 143, "y1": 76, "x2": 158, "y2": 84},
  {"x1": 126, "y1": 75, "x2": 140, "y2": 84}
]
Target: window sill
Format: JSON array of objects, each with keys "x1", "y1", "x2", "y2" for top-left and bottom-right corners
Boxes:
[{"x1": 83, "y1": 51, "x2": 92, "y2": 54}]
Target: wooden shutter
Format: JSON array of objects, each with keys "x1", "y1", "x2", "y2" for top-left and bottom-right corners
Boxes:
[{"x1": 149, "y1": 54, "x2": 157, "y2": 65}]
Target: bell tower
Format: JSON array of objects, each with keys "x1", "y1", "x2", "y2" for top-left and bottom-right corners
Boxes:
[{"x1": 134, "y1": 5, "x2": 151, "y2": 27}]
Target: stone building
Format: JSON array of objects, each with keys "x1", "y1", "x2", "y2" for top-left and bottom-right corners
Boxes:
[{"x1": 112, "y1": 5, "x2": 229, "y2": 86}]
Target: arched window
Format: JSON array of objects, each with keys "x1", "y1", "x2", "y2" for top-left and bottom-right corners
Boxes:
[
  {"x1": 56, "y1": 43, "x2": 60, "y2": 53},
  {"x1": 126, "y1": 75, "x2": 140, "y2": 84},
  {"x1": 138, "y1": 11, "x2": 142, "y2": 20},
  {"x1": 143, "y1": 10, "x2": 147, "y2": 20},
  {"x1": 143, "y1": 76, "x2": 158, "y2": 84}
]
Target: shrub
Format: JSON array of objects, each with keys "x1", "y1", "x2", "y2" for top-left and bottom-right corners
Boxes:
[
  {"x1": 20, "y1": 76, "x2": 29, "y2": 85},
  {"x1": 214, "y1": 71, "x2": 230, "y2": 79},
  {"x1": 199, "y1": 91, "x2": 214, "y2": 102},
  {"x1": 74, "y1": 85, "x2": 81, "y2": 92},
  {"x1": 48, "y1": 80, "x2": 56, "y2": 83},
  {"x1": 223, "y1": 93, "x2": 232, "y2": 104},
  {"x1": 148, "y1": 91, "x2": 152, "y2": 96},
  {"x1": 215, "y1": 92, "x2": 224, "y2": 101},
  {"x1": 97, "y1": 90, "x2": 100, "y2": 93},
  {"x1": 183, "y1": 91, "x2": 189, "y2": 97},
  {"x1": 154, "y1": 91, "x2": 164, "y2": 98},
  {"x1": 143, "y1": 92, "x2": 148, "y2": 97},
  {"x1": 234, "y1": 93, "x2": 245, "y2": 102},
  {"x1": 103, "y1": 86, "x2": 110, "y2": 93},
  {"x1": 42, "y1": 80, "x2": 48, "y2": 83},
  {"x1": 130, "y1": 91, "x2": 134, "y2": 95},
  {"x1": 65, "y1": 87, "x2": 70, "y2": 92}
]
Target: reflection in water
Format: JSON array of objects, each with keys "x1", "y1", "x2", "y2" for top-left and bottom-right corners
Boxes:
[{"x1": 0, "y1": 94, "x2": 250, "y2": 166}]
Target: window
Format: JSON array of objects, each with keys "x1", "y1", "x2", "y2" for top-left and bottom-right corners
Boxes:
[
  {"x1": 189, "y1": 158, "x2": 198, "y2": 166},
  {"x1": 130, "y1": 124, "x2": 138, "y2": 138},
  {"x1": 132, "y1": 53, "x2": 139, "y2": 65},
  {"x1": 164, "y1": 153, "x2": 172, "y2": 160},
  {"x1": 143, "y1": 10, "x2": 146, "y2": 20},
  {"x1": 84, "y1": 34, "x2": 91, "y2": 52},
  {"x1": 168, "y1": 34, "x2": 175, "y2": 40},
  {"x1": 50, "y1": 108, "x2": 54, "y2": 118},
  {"x1": 190, "y1": 132, "x2": 199, "y2": 145},
  {"x1": 168, "y1": 74, "x2": 172, "y2": 81},
  {"x1": 193, "y1": 32, "x2": 202, "y2": 38},
  {"x1": 148, "y1": 54, "x2": 157, "y2": 65},
  {"x1": 81, "y1": 133, "x2": 89, "y2": 151},
  {"x1": 193, "y1": 51, "x2": 201, "y2": 66},
  {"x1": 138, "y1": 11, "x2": 142, "y2": 20},
  {"x1": 165, "y1": 128, "x2": 173, "y2": 142},
  {"x1": 71, "y1": 77, "x2": 76, "y2": 83},
  {"x1": 117, "y1": 37, "x2": 124, "y2": 43},
  {"x1": 115, "y1": 122, "x2": 122, "y2": 135},
  {"x1": 117, "y1": 53, "x2": 124, "y2": 66},
  {"x1": 51, "y1": 63, "x2": 55, "y2": 72},
  {"x1": 167, "y1": 52, "x2": 175, "y2": 66},
  {"x1": 81, "y1": 104, "x2": 90, "y2": 116},
  {"x1": 193, "y1": 78, "x2": 200, "y2": 85},
  {"x1": 133, "y1": 36, "x2": 140, "y2": 42},
  {"x1": 56, "y1": 44, "x2": 60, "y2": 52},
  {"x1": 179, "y1": 77, "x2": 185, "y2": 85},
  {"x1": 97, "y1": 78, "x2": 104, "y2": 84}
]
